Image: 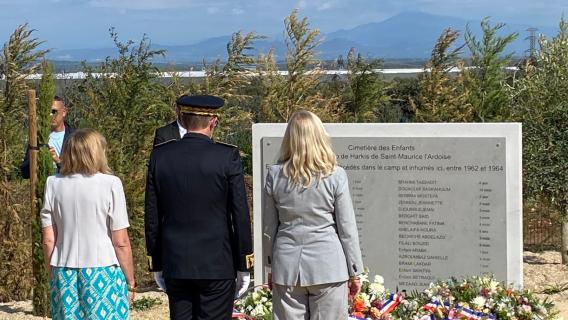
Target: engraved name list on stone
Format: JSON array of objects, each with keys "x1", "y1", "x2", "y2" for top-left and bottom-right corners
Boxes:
[
  {"x1": 253, "y1": 124, "x2": 522, "y2": 291},
  {"x1": 330, "y1": 138, "x2": 506, "y2": 291}
]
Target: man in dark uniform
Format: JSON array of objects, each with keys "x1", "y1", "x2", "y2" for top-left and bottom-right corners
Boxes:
[
  {"x1": 150, "y1": 100, "x2": 187, "y2": 291},
  {"x1": 145, "y1": 94, "x2": 253, "y2": 320},
  {"x1": 152, "y1": 103, "x2": 186, "y2": 147}
]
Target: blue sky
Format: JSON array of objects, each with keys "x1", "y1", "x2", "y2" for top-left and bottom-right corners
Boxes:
[{"x1": 1, "y1": 0, "x2": 566, "y2": 49}]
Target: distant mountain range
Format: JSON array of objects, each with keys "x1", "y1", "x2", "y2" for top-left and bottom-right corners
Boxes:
[{"x1": 47, "y1": 11, "x2": 559, "y2": 64}]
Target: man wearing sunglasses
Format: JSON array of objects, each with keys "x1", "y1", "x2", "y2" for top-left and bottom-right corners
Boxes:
[{"x1": 20, "y1": 96, "x2": 75, "y2": 179}]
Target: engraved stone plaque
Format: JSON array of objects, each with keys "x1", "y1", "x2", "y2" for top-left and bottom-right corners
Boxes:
[{"x1": 252, "y1": 124, "x2": 522, "y2": 291}]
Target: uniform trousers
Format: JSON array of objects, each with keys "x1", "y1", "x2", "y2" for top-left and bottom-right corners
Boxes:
[
  {"x1": 165, "y1": 278, "x2": 235, "y2": 320},
  {"x1": 272, "y1": 281, "x2": 348, "y2": 320}
]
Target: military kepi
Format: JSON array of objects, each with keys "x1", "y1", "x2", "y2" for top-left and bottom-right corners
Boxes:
[{"x1": 176, "y1": 94, "x2": 224, "y2": 116}]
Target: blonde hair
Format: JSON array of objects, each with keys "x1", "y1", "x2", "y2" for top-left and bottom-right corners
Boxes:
[
  {"x1": 279, "y1": 110, "x2": 337, "y2": 187},
  {"x1": 60, "y1": 128, "x2": 111, "y2": 176}
]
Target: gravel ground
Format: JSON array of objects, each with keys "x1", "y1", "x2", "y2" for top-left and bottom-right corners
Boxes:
[{"x1": 1, "y1": 251, "x2": 567, "y2": 319}]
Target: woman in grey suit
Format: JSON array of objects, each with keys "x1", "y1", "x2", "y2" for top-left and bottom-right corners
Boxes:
[{"x1": 263, "y1": 110, "x2": 364, "y2": 320}]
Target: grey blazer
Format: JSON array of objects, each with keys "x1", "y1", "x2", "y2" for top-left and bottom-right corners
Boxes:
[{"x1": 263, "y1": 164, "x2": 364, "y2": 286}]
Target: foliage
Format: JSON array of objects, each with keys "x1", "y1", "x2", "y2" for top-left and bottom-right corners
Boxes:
[
  {"x1": 0, "y1": 23, "x2": 47, "y2": 302},
  {"x1": 131, "y1": 296, "x2": 162, "y2": 311},
  {"x1": 66, "y1": 29, "x2": 173, "y2": 284},
  {"x1": 463, "y1": 18, "x2": 518, "y2": 121},
  {"x1": 203, "y1": 31, "x2": 263, "y2": 174},
  {"x1": 234, "y1": 285, "x2": 273, "y2": 320},
  {"x1": 1, "y1": 23, "x2": 48, "y2": 117},
  {"x1": 412, "y1": 28, "x2": 472, "y2": 122},
  {"x1": 31, "y1": 61, "x2": 56, "y2": 316},
  {"x1": 542, "y1": 282, "x2": 568, "y2": 295},
  {"x1": 259, "y1": 9, "x2": 342, "y2": 122},
  {"x1": 341, "y1": 48, "x2": 392, "y2": 122},
  {"x1": 512, "y1": 18, "x2": 568, "y2": 262},
  {"x1": 392, "y1": 275, "x2": 558, "y2": 320},
  {"x1": 387, "y1": 77, "x2": 420, "y2": 122}
]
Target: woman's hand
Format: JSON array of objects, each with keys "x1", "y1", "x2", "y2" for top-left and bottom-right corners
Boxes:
[
  {"x1": 128, "y1": 290, "x2": 135, "y2": 306},
  {"x1": 348, "y1": 277, "x2": 362, "y2": 302}
]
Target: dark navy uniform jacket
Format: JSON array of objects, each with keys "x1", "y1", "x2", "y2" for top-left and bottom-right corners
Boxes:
[
  {"x1": 153, "y1": 120, "x2": 181, "y2": 147},
  {"x1": 144, "y1": 132, "x2": 252, "y2": 279}
]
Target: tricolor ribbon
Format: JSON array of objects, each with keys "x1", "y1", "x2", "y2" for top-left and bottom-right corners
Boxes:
[
  {"x1": 379, "y1": 293, "x2": 403, "y2": 315},
  {"x1": 455, "y1": 306, "x2": 496, "y2": 320},
  {"x1": 420, "y1": 301, "x2": 496, "y2": 320}
]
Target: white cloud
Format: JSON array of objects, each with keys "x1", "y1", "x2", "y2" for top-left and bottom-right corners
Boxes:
[
  {"x1": 316, "y1": 1, "x2": 336, "y2": 11},
  {"x1": 88, "y1": 0, "x2": 216, "y2": 10},
  {"x1": 232, "y1": 8, "x2": 244, "y2": 15},
  {"x1": 207, "y1": 6, "x2": 220, "y2": 14}
]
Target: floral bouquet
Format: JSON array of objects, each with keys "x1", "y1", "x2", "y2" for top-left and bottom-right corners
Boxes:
[
  {"x1": 349, "y1": 271, "x2": 403, "y2": 320},
  {"x1": 233, "y1": 285, "x2": 273, "y2": 320},
  {"x1": 392, "y1": 274, "x2": 560, "y2": 320},
  {"x1": 234, "y1": 273, "x2": 560, "y2": 320}
]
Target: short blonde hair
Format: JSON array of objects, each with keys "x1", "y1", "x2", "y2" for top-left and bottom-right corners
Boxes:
[
  {"x1": 181, "y1": 113, "x2": 214, "y2": 130},
  {"x1": 60, "y1": 129, "x2": 111, "y2": 176},
  {"x1": 279, "y1": 110, "x2": 337, "y2": 187}
]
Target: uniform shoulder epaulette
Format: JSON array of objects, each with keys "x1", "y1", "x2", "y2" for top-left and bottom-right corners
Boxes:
[
  {"x1": 215, "y1": 141, "x2": 237, "y2": 148},
  {"x1": 153, "y1": 139, "x2": 177, "y2": 148}
]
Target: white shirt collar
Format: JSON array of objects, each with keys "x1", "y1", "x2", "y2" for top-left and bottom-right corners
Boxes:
[{"x1": 177, "y1": 119, "x2": 187, "y2": 138}]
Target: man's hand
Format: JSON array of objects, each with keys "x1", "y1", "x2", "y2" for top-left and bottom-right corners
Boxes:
[
  {"x1": 153, "y1": 271, "x2": 166, "y2": 292},
  {"x1": 49, "y1": 147, "x2": 61, "y2": 164},
  {"x1": 235, "y1": 271, "x2": 251, "y2": 298}
]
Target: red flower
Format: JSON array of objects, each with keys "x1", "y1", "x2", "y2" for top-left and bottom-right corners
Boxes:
[
  {"x1": 371, "y1": 299, "x2": 383, "y2": 309},
  {"x1": 353, "y1": 298, "x2": 368, "y2": 312}
]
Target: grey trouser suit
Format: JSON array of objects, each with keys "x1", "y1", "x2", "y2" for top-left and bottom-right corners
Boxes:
[{"x1": 263, "y1": 165, "x2": 364, "y2": 320}]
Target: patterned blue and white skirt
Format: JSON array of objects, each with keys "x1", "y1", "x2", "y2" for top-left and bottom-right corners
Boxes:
[{"x1": 50, "y1": 265, "x2": 129, "y2": 320}]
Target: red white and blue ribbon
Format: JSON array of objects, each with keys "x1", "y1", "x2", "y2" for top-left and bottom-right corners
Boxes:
[
  {"x1": 455, "y1": 306, "x2": 496, "y2": 320},
  {"x1": 379, "y1": 293, "x2": 403, "y2": 315},
  {"x1": 420, "y1": 302, "x2": 496, "y2": 320}
]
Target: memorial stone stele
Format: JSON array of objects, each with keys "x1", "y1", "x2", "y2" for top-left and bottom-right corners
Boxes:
[{"x1": 253, "y1": 123, "x2": 522, "y2": 291}]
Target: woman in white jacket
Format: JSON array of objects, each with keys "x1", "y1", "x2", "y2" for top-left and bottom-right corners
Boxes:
[{"x1": 41, "y1": 129, "x2": 136, "y2": 320}]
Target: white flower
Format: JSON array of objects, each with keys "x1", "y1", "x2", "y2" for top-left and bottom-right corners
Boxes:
[
  {"x1": 250, "y1": 304, "x2": 266, "y2": 317},
  {"x1": 359, "y1": 292, "x2": 371, "y2": 307},
  {"x1": 489, "y1": 280, "x2": 499, "y2": 293},
  {"x1": 373, "y1": 275, "x2": 384, "y2": 284},
  {"x1": 472, "y1": 296, "x2": 486, "y2": 309},
  {"x1": 369, "y1": 282, "x2": 385, "y2": 296}
]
